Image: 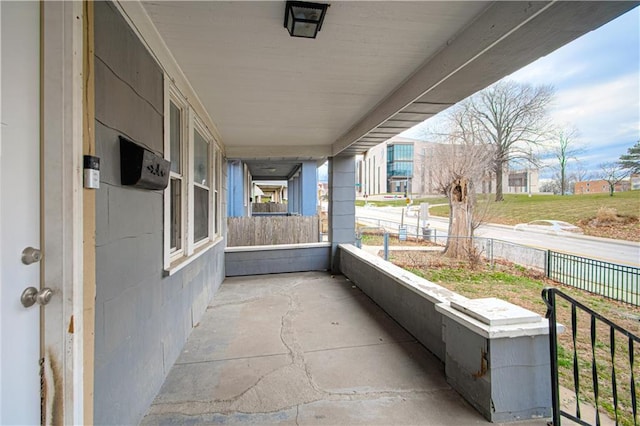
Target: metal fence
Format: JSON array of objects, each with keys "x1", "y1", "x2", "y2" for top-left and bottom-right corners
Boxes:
[
  {"x1": 542, "y1": 288, "x2": 639, "y2": 426},
  {"x1": 355, "y1": 224, "x2": 547, "y2": 271},
  {"x1": 547, "y1": 251, "x2": 640, "y2": 307},
  {"x1": 356, "y1": 220, "x2": 639, "y2": 306}
]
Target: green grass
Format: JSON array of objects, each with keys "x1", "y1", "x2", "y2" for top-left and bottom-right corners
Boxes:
[
  {"x1": 356, "y1": 196, "x2": 449, "y2": 208},
  {"x1": 390, "y1": 253, "x2": 640, "y2": 426},
  {"x1": 429, "y1": 192, "x2": 640, "y2": 226}
]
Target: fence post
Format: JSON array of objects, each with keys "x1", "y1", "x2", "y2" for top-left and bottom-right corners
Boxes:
[
  {"x1": 489, "y1": 238, "x2": 494, "y2": 269},
  {"x1": 383, "y1": 232, "x2": 389, "y2": 261},
  {"x1": 541, "y1": 288, "x2": 561, "y2": 426},
  {"x1": 545, "y1": 250, "x2": 551, "y2": 278}
]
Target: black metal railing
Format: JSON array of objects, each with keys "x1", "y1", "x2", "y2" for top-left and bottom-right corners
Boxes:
[
  {"x1": 547, "y1": 251, "x2": 640, "y2": 306},
  {"x1": 542, "y1": 288, "x2": 639, "y2": 426}
]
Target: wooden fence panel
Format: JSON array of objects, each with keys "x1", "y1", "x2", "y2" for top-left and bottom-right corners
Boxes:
[
  {"x1": 252, "y1": 203, "x2": 288, "y2": 213},
  {"x1": 227, "y1": 216, "x2": 320, "y2": 246}
]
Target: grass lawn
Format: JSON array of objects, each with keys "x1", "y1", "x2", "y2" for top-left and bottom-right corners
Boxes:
[
  {"x1": 387, "y1": 250, "x2": 640, "y2": 426},
  {"x1": 356, "y1": 196, "x2": 449, "y2": 208},
  {"x1": 429, "y1": 192, "x2": 640, "y2": 241}
]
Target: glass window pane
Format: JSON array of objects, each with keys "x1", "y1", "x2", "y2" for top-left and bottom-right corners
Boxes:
[
  {"x1": 194, "y1": 130, "x2": 209, "y2": 186},
  {"x1": 170, "y1": 102, "x2": 181, "y2": 174},
  {"x1": 170, "y1": 178, "x2": 182, "y2": 251},
  {"x1": 213, "y1": 191, "x2": 218, "y2": 235},
  {"x1": 194, "y1": 186, "x2": 209, "y2": 242}
]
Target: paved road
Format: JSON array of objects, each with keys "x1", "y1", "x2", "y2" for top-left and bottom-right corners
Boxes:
[{"x1": 356, "y1": 206, "x2": 640, "y2": 267}]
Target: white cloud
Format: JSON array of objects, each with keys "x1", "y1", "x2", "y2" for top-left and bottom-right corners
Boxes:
[{"x1": 551, "y1": 72, "x2": 639, "y2": 149}]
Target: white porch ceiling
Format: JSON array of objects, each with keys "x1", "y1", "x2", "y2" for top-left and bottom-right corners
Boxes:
[{"x1": 138, "y1": 1, "x2": 636, "y2": 160}]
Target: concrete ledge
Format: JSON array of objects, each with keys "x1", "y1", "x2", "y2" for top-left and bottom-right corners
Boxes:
[
  {"x1": 339, "y1": 243, "x2": 467, "y2": 361},
  {"x1": 338, "y1": 244, "x2": 556, "y2": 423},
  {"x1": 436, "y1": 299, "x2": 553, "y2": 339},
  {"x1": 225, "y1": 243, "x2": 331, "y2": 276}
]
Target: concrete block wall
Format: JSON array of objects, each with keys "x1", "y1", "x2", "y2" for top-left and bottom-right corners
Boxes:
[
  {"x1": 225, "y1": 243, "x2": 331, "y2": 276},
  {"x1": 438, "y1": 301, "x2": 553, "y2": 422},
  {"x1": 339, "y1": 244, "x2": 553, "y2": 423},
  {"x1": 329, "y1": 156, "x2": 356, "y2": 271},
  {"x1": 93, "y1": 3, "x2": 225, "y2": 424},
  {"x1": 338, "y1": 244, "x2": 467, "y2": 361}
]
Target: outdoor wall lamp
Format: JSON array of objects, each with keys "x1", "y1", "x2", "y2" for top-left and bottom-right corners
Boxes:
[{"x1": 284, "y1": 1, "x2": 329, "y2": 39}]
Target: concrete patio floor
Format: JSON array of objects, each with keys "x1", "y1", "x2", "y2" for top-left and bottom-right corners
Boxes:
[{"x1": 141, "y1": 271, "x2": 548, "y2": 425}]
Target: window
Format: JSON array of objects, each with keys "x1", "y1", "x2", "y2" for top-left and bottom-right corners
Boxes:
[
  {"x1": 164, "y1": 83, "x2": 222, "y2": 273},
  {"x1": 386, "y1": 143, "x2": 414, "y2": 178},
  {"x1": 168, "y1": 94, "x2": 187, "y2": 258},
  {"x1": 193, "y1": 126, "x2": 210, "y2": 244},
  {"x1": 214, "y1": 145, "x2": 222, "y2": 235}
]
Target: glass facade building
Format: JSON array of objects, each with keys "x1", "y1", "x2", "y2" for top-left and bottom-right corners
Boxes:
[{"x1": 386, "y1": 143, "x2": 414, "y2": 192}]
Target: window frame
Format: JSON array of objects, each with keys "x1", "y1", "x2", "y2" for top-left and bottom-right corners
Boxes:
[
  {"x1": 191, "y1": 117, "x2": 214, "y2": 250},
  {"x1": 165, "y1": 86, "x2": 188, "y2": 264},
  {"x1": 164, "y1": 81, "x2": 223, "y2": 274}
]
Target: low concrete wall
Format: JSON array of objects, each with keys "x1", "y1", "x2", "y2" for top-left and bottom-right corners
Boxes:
[
  {"x1": 339, "y1": 244, "x2": 554, "y2": 423},
  {"x1": 490, "y1": 239, "x2": 547, "y2": 271},
  {"x1": 338, "y1": 244, "x2": 468, "y2": 361},
  {"x1": 225, "y1": 243, "x2": 331, "y2": 276}
]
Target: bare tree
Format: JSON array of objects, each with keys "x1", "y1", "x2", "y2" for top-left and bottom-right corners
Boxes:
[
  {"x1": 570, "y1": 164, "x2": 592, "y2": 184},
  {"x1": 549, "y1": 127, "x2": 585, "y2": 195},
  {"x1": 462, "y1": 81, "x2": 554, "y2": 201},
  {"x1": 566, "y1": 163, "x2": 591, "y2": 194},
  {"x1": 428, "y1": 105, "x2": 493, "y2": 259},
  {"x1": 599, "y1": 162, "x2": 629, "y2": 197}
]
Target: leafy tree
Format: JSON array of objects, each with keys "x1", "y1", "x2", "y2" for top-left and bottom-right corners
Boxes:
[
  {"x1": 599, "y1": 162, "x2": 628, "y2": 197},
  {"x1": 618, "y1": 140, "x2": 640, "y2": 174},
  {"x1": 463, "y1": 81, "x2": 554, "y2": 201}
]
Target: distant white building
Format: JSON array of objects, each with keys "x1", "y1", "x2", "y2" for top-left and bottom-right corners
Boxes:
[{"x1": 356, "y1": 136, "x2": 539, "y2": 196}]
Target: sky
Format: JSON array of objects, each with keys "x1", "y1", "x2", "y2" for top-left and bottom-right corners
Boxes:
[{"x1": 402, "y1": 6, "x2": 640, "y2": 180}]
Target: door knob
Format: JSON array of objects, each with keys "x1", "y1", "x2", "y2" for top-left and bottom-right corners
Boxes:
[
  {"x1": 21, "y1": 247, "x2": 42, "y2": 265},
  {"x1": 20, "y1": 287, "x2": 53, "y2": 308}
]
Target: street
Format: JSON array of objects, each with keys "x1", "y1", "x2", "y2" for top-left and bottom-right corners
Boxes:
[{"x1": 356, "y1": 206, "x2": 640, "y2": 267}]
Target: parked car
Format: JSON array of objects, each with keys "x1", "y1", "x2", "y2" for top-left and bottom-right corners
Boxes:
[{"x1": 514, "y1": 220, "x2": 583, "y2": 235}]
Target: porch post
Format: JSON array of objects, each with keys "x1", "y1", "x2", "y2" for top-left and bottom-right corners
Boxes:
[
  {"x1": 328, "y1": 156, "x2": 355, "y2": 273},
  {"x1": 300, "y1": 161, "x2": 318, "y2": 216}
]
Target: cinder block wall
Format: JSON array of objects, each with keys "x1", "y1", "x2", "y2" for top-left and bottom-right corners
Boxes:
[
  {"x1": 339, "y1": 244, "x2": 553, "y2": 423},
  {"x1": 93, "y1": 2, "x2": 225, "y2": 424},
  {"x1": 225, "y1": 244, "x2": 331, "y2": 276},
  {"x1": 338, "y1": 244, "x2": 469, "y2": 361}
]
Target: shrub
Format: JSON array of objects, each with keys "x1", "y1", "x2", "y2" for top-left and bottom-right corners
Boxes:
[{"x1": 596, "y1": 206, "x2": 619, "y2": 223}]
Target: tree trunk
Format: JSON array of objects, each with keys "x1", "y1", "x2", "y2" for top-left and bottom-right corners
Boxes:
[
  {"x1": 445, "y1": 178, "x2": 474, "y2": 259},
  {"x1": 494, "y1": 160, "x2": 504, "y2": 202},
  {"x1": 560, "y1": 167, "x2": 566, "y2": 196}
]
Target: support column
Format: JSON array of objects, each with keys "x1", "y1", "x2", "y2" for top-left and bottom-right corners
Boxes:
[
  {"x1": 300, "y1": 161, "x2": 318, "y2": 216},
  {"x1": 288, "y1": 175, "x2": 299, "y2": 214},
  {"x1": 227, "y1": 160, "x2": 244, "y2": 217},
  {"x1": 328, "y1": 156, "x2": 355, "y2": 272}
]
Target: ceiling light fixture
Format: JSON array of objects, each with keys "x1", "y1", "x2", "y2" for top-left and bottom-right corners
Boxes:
[{"x1": 284, "y1": 1, "x2": 329, "y2": 39}]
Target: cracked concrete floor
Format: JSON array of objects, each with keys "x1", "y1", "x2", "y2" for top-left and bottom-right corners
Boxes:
[{"x1": 141, "y1": 272, "x2": 546, "y2": 425}]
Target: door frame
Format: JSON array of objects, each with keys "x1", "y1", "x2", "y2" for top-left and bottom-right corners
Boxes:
[{"x1": 40, "y1": 2, "x2": 87, "y2": 424}]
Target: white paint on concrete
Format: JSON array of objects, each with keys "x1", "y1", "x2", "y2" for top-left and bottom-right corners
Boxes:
[
  {"x1": 436, "y1": 302, "x2": 564, "y2": 339},
  {"x1": 451, "y1": 297, "x2": 541, "y2": 326}
]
